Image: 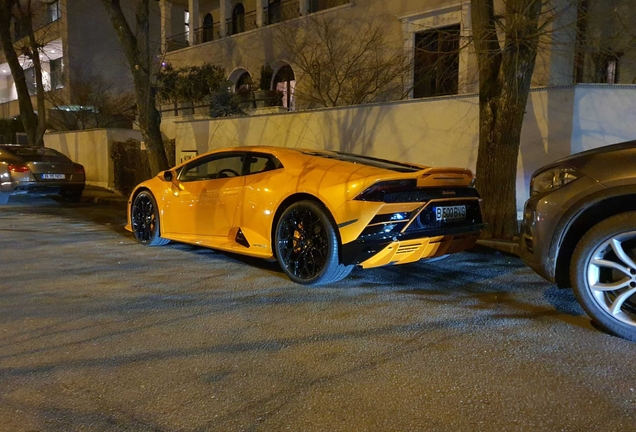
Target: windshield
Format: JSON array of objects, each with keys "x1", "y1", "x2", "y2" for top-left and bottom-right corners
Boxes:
[{"x1": 301, "y1": 151, "x2": 422, "y2": 173}]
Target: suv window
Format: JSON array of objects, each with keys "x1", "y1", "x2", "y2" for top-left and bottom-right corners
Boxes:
[{"x1": 179, "y1": 154, "x2": 245, "y2": 182}]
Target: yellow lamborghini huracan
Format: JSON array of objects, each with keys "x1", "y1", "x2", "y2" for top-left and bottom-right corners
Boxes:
[{"x1": 126, "y1": 147, "x2": 485, "y2": 285}]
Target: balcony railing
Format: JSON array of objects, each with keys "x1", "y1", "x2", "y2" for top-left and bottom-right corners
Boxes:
[
  {"x1": 226, "y1": 10, "x2": 258, "y2": 36},
  {"x1": 164, "y1": 1, "x2": 351, "y2": 52},
  {"x1": 264, "y1": 0, "x2": 300, "y2": 26},
  {"x1": 194, "y1": 22, "x2": 221, "y2": 44},
  {"x1": 307, "y1": 0, "x2": 348, "y2": 14},
  {"x1": 166, "y1": 32, "x2": 189, "y2": 52}
]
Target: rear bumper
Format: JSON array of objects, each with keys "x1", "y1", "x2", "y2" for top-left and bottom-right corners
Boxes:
[
  {"x1": 2, "y1": 181, "x2": 84, "y2": 196},
  {"x1": 341, "y1": 224, "x2": 485, "y2": 267}
]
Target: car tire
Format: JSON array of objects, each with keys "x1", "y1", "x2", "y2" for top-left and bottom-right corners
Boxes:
[
  {"x1": 571, "y1": 211, "x2": 636, "y2": 341},
  {"x1": 131, "y1": 191, "x2": 170, "y2": 246},
  {"x1": 275, "y1": 200, "x2": 353, "y2": 285},
  {"x1": 0, "y1": 193, "x2": 9, "y2": 205},
  {"x1": 62, "y1": 188, "x2": 83, "y2": 203}
]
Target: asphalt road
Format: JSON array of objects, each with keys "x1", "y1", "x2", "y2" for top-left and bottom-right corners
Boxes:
[{"x1": 1, "y1": 196, "x2": 635, "y2": 431}]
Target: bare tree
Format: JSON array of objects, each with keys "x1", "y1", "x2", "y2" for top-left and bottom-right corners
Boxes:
[
  {"x1": 274, "y1": 15, "x2": 411, "y2": 108},
  {"x1": 471, "y1": 0, "x2": 547, "y2": 240},
  {"x1": 0, "y1": 0, "x2": 45, "y2": 146},
  {"x1": 46, "y1": 72, "x2": 136, "y2": 130},
  {"x1": 99, "y1": 0, "x2": 168, "y2": 175}
]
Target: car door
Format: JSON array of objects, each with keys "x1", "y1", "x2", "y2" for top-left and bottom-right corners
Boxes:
[{"x1": 163, "y1": 152, "x2": 246, "y2": 238}]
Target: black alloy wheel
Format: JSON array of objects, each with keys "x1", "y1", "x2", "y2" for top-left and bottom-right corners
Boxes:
[
  {"x1": 275, "y1": 200, "x2": 352, "y2": 285},
  {"x1": 131, "y1": 191, "x2": 169, "y2": 246}
]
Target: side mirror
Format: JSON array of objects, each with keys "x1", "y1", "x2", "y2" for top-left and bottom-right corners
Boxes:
[{"x1": 162, "y1": 170, "x2": 173, "y2": 182}]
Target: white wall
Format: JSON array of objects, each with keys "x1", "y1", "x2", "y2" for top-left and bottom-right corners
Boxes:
[{"x1": 44, "y1": 128, "x2": 142, "y2": 189}]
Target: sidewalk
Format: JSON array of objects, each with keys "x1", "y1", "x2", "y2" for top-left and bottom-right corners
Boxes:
[{"x1": 81, "y1": 185, "x2": 129, "y2": 207}]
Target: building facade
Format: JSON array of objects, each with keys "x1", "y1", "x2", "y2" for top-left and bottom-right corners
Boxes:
[
  {"x1": 0, "y1": 0, "x2": 160, "y2": 123},
  {"x1": 158, "y1": 0, "x2": 636, "y2": 111}
]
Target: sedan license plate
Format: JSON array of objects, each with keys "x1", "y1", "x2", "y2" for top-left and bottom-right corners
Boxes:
[
  {"x1": 41, "y1": 174, "x2": 65, "y2": 180},
  {"x1": 435, "y1": 205, "x2": 466, "y2": 221}
]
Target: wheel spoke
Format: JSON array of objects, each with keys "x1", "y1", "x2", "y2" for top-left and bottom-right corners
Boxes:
[
  {"x1": 610, "y1": 239, "x2": 636, "y2": 272},
  {"x1": 610, "y1": 287, "x2": 636, "y2": 315},
  {"x1": 591, "y1": 278, "x2": 632, "y2": 292},
  {"x1": 591, "y1": 258, "x2": 631, "y2": 277}
]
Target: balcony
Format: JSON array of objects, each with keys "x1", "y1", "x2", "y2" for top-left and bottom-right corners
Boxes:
[
  {"x1": 264, "y1": 0, "x2": 301, "y2": 26},
  {"x1": 194, "y1": 22, "x2": 221, "y2": 44},
  {"x1": 226, "y1": 9, "x2": 258, "y2": 36}
]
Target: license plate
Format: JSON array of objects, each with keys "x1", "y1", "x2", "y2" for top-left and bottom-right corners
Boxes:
[
  {"x1": 41, "y1": 174, "x2": 65, "y2": 180},
  {"x1": 435, "y1": 205, "x2": 466, "y2": 221}
]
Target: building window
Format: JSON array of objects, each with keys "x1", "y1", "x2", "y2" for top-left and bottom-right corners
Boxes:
[
  {"x1": 184, "y1": 11, "x2": 190, "y2": 40},
  {"x1": 24, "y1": 67, "x2": 37, "y2": 95},
  {"x1": 267, "y1": 0, "x2": 281, "y2": 25},
  {"x1": 597, "y1": 53, "x2": 622, "y2": 84},
  {"x1": 232, "y1": 3, "x2": 245, "y2": 35},
  {"x1": 202, "y1": 13, "x2": 214, "y2": 42},
  {"x1": 273, "y1": 65, "x2": 295, "y2": 110},
  {"x1": 413, "y1": 24, "x2": 460, "y2": 98},
  {"x1": 48, "y1": 1, "x2": 61, "y2": 23},
  {"x1": 50, "y1": 58, "x2": 63, "y2": 89}
]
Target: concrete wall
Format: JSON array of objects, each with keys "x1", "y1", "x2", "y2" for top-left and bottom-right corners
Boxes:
[
  {"x1": 168, "y1": 84, "x2": 636, "y2": 212},
  {"x1": 44, "y1": 128, "x2": 142, "y2": 189}
]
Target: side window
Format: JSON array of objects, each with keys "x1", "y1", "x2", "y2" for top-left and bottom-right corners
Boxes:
[
  {"x1": 247, "y1": 153, "x2": 282, "y2": 174},
  {"x1": 179, "y1": 154, "x2": 244, "y2": 182}
]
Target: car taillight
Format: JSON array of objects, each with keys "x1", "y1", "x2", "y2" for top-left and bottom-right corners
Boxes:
[
  {"x1": 354, "y1": 179, "x2": 417, "y2": 201},
  {"x1": 8, "y1": 164, "x2": 29, "y2": 173},
  {"x1": 73, "y1": 164, "x2": 85, "y2": 175}
]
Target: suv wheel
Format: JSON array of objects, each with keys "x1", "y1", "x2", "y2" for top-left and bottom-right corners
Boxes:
[{"x1": 571, "y1": 212, "x2": 636, "y2": 341}]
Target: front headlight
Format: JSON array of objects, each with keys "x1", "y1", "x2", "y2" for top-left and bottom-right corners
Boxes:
[{"x1": 530, "y1": 166, "x2": 580, "y2": 196}]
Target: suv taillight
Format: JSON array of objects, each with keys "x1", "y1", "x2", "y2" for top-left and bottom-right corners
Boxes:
[{"x1": 8, "y1": 164, "x2": 29, "y2": 173}]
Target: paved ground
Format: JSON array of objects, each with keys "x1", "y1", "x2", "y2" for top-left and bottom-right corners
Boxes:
[{"x1": 1, "y1": 196, "x2": 635, "y2": 431}]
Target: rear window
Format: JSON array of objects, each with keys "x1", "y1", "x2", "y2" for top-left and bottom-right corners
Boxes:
[
  {"x1": 0, "y1": 146, "x2": 69, "y2": 162},
  {"x1": 301, "y1": 151, "x2": 421, "y2": 173}
]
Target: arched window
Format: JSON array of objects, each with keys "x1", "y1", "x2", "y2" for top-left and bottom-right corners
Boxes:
[
  {"x1": 232, "y1": 3, "x2": 245, "y2": 35},
  {"x1": 268, "y1": 0, "x2": 281, "y2": 25},
  {"x1": 235, "y1": 71, "x2": 253, "y2": 93},
  {"x1": 273, "y1": 65, "x2": 295, "y2": 110},
  {"x1": 202, "y1": 13, "x2": 214, "y2": 42}
]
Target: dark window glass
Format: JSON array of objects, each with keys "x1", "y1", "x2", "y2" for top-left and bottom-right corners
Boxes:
[
  {"x1": 413, "y1": 24, "x2": 460, "y2": 98},
  {"x1": 50, "y1": 58, "x2": 63, "y2": 89},
  {"x1": 24, "y1": 67, "x2": 37, "y2": 95},
  {"x1": 247, "y1": 153, "x2": 282, "y2": 174},
  {"x1": 232, "y1": 3, "x2": 245, "y2": 34},
  {"x1": 48, "y1": 1, "x2": 61, "y2": 23},
  {"x1": 300, "y1": 151, "x2": 421, "y2": 173},
  {"x1": 179, "y1": 154, "x2": 245, "y2": 182},
  {"x1": 268, "y1": 0, "x2": 281, "y2": 24},
  {"x1": 202, "y1": 13, "x2": 214, "y2": 42}
]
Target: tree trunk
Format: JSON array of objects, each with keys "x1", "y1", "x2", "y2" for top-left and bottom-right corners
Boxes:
[
  {"x1": 22, "y1": 0, "x2": 46, "y2": 146},
  {"x1": 0, "y1": 0, "x2": 39, "y2": 146},
  {"x1": 471, "y1": 0, "x2": 543, "y2": 240},
  {"x1": 100, "y1": 0, "x2": 168, "y2": 175}
]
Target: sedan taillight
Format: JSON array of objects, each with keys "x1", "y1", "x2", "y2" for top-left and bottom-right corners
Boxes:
[
  {"x1": 8, "y1": 164, "x2": 29, "y2": 173},
  {"x1": 73, "y1": 163, "x2": 85, "y2": 175}
]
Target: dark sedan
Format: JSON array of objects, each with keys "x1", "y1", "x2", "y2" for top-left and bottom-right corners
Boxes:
[{"x1": 0, "y1": 145, "x2": 85, "y2": 204}]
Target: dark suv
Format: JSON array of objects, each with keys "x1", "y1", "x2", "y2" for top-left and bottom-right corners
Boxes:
[{"x1": 520, "y1": 140, "x2": 636, "y2": 341}]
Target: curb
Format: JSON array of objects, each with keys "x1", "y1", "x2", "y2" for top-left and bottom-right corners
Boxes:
[{"x1": 475, "y1": 239, "x2": 520, "y2": 256}]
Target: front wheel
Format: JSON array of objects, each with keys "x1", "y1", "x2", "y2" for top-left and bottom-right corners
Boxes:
[
  {"x1": 275, "y1": 201, "x2": 352, "y2": 285},
  {"x1": 571, "y1": 212, "x2": 636, "y2": 341},
  {"x1": 131, "y1": 191, "x2": 170, "y2": 246}
]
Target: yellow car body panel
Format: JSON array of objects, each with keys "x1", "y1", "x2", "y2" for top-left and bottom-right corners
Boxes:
[{"x1": 126, "y1": 146, "x2": 484, "y2": 273}]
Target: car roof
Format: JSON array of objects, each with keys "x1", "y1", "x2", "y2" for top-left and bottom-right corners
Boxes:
[{"x1": 194, "y1": 146, "x2": 427, "y2": 173}]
